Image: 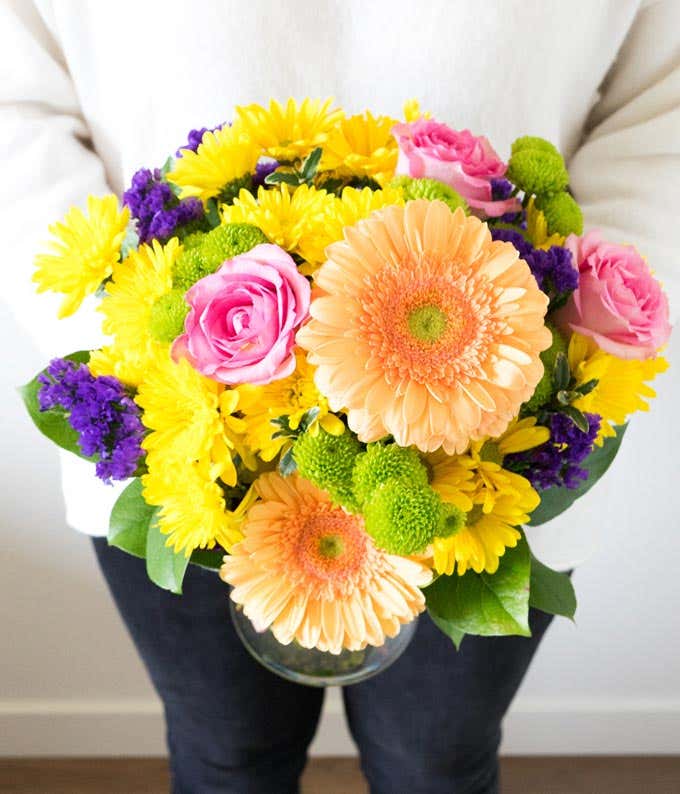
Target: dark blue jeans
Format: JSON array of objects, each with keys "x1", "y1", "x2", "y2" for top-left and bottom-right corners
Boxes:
[{"x1": 92, "y1": 537, "x2": 554, "y2": 794}]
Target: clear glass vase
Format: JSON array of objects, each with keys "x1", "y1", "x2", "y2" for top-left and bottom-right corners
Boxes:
[{"x1": 230, "y1": 600, "x2": 417, "y2": 687}]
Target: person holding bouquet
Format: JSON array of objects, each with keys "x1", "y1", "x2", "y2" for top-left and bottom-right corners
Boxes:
[{"x1": 2, "y1": 1, "x2": 677, "y2": 792}]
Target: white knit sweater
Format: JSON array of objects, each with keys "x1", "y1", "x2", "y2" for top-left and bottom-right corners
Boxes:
[{"x1": 2, "y1": 0, "x2": 678, "y2": 569}]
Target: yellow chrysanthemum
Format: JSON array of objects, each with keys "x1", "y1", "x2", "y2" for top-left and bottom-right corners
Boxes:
[
  {"x1": 320, "y1": 111, "x2": 399, "y2": 185},
  {"x1": 299, "y1": 186, "x2": 405, "y2": 269},
  {"x1": 427, "y1": 421, "x2": 544, "y2": 575},
  {"x1": 89, "y1": 239, "x2": 178, "y2": 386},
  {"x1": 236, "y1": 352, "x2": 345, "y2": 461},
  {"x1": 526, "y1": 196, "x2": 565, "y2": 250},
  {"x1": 568, "y1": 333, "x2": 668, "y2": 444},
  {"x1": 432, "y1": 480, "x2": 538, "y2": 576},
  {"x1": 33, "y1": 195, "x2": 129, "y2": 318},
  {"x1": 167, "y1": 123, "x2": 260, "y2": 202},
  {"x1": 137, "y1": 354, "x2": 254, "y2": 487},
  {"x1": 403, "y1": 99, "x2": 431, "y2": 122},
  {"x1": 142, "y1": 459, "x2": 257, "y2": 556},
  {"x1": 234, "y1": 97, "x2": 344, "y2": 162},
  {"x1": 221, "y1": 184, "x2": 334, "y2": 263}
]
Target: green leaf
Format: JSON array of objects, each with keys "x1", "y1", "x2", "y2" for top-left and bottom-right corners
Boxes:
[
  {"x1": 108, "y1": 478, "x2": 154, "y2": 558},
  {"x1": 298, "y1": 406, "x2": 320, "y2": 432},
  {"x1": 575, "y1": 378, "x2": 598, "y2": 396},
  {"x1": 425, "y1": 536, "x2": 531, "y2": 637},
  {"x1": 19, "y1": 351, "x2": 93, "y2": 459},
  {"x1": 553, "y1": 352, "x2": 570, "y2": 391},
  {"x1": 279, "y1": 447, "x2": 297, "y2": 476},
  {"x1": 145, "y1": 518, "x2": 189, "y2": 594},
  {"x1": 189, "y1": 548, "x2": 224, "y2": 571},
  {"x1": 529, "y1": 424, "x2": 627, "y2": 526},
  {"x1": 264, "y1": 171, "x2": 300, "y2": 186},
  {"x1": 561, "y1": 404, "x2": 589, "y2": 433},
  {"x1": 120, "y1": 226, "x2": 140, "y2": 259},
  {"x1": 529, "y1": 554, "x2": 576, "y2": 619},
  {"x1": 428, "y1": 611, "x2": 466, "y2": 650},
  {"x1": 301, "y1": 147, "x2": 323, "y2": 180},
  {"x1": 204, "y1": 198, "x2": 221, "y2": 228}
]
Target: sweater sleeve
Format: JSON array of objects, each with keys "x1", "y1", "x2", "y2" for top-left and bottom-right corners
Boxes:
[
  {"x1": 567, "y1": 0, "x2": 680, "y2": 320},
  {"x1": 0, "y1": 0, "x2": 112, "y2": 358}
]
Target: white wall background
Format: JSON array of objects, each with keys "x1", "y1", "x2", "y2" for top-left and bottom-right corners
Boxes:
[{"x1": 1, "y1": 301, "x2": 679, "y2": 757}]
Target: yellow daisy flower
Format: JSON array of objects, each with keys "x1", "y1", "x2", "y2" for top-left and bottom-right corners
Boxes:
[
  {"x1": 236, "y1": 352, "x2": 345, "y2": 461},
  {"x1": 33, "y1": 195, "x2": 129, "y2": 318},
  {"x1": 298, "y1": 185, "x2": 405, "y2": 269},
  {"x1": 526, "y1": 196, "x2": 565, "y2": 250},
  {"x1": 167, "y1": 123, "x2": 260, "y2": 202},
  {"x1": 403, "y1": 99, "x2": 431, "y2": 122},
  {"x1": 142, "y1": 458, "x2": 257, "y2": 556},
  {"x1": 221, "y1": 184, "x2": 334, "y2": 263},
  {"x1": 136, "y1": 354, "x2": 254, "y2": 487},
  {"x1": 432, "y1": 478, "x2": 538, "y2": 576},
  {"x1": 320, "y1": 111, "x2": 399, "y2": 185},
  {"x1": 234, "y1": 97, "x2": 344, "y2": 162},
  {"x1": 428, "y1": 423, "x2": 543, "y2": 575},
  {"x1": 89, "y1": 239, "x2": 178, "y2": 387},
  {"x1": 568, "y1": 333, "x2": 668, "y2": 444}
]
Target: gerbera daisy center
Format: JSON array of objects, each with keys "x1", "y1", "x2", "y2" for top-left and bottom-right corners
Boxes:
[
  {"x1": 290, "y1": 507, "x2": 372, "y2": 592},
  {"x1": 408, "y1": 304, "x2": 448, "y2": 343},
  {"x1": 317, "y1": 533, "x2": 345, "y2": 559}
]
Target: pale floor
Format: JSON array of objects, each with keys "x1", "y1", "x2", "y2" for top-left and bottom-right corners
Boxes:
[{"x1": 1, "y1": 757, "x2": 679, "y2": 793}]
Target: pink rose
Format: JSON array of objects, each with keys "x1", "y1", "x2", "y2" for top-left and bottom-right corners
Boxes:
[
  {"x1": 557, "y1": 231, "x2": 671, "y2": 360},
  {"x1": 172, "y1": 243, "x2": 310, "y2": 384},
  {"x1": 392, "y1": 119, "x2": 521, "y2": 217}
]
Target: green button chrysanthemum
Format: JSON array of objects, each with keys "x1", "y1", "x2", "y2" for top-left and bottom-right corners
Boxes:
[
  {"x1": 535, "y1": 191, "x2": 583, "y2": 237},
  {"x1": 507, "y1": 148, "x2": 568, "y2": 196},
  {"x1": 511, "y1": 136, "x2": 560, "y2": 157},
  {"x1": 148, "y1": 289, "x2": 189, "y2": 343},
  {"x1": 363, "y1": 480, "x2": 444, "y2": 555},
  {"x1": 352, "y1": 443, "x2": 429, "y2": 507},
  {"x1": 172, "y1": 223, "x2": 269, "y2": 289},
  {"x1": 199, "y1": 223, "x2": 269, "y2": 270},
  {"x1": 390, "y1": 176, "x2": 468, "y2": 214},
  {"x1": 293, "y1": 428, "x2": 362, "y2": 510}
]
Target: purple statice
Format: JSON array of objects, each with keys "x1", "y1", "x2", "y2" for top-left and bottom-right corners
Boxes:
[
  {"x1": 253, "y1": 158, "x2": 279, "y2": 188},
  {"x1": 176, "y1": 122, "x2": 226, "y2": 156},
  {"x1": 38, "y1": 358, "x2": 145, "y2": 483},
  {"x1": 490, "y1": 227, "x2": 533, "y2": 259},
  {"x1": 123, "y1": 168, "x2": 204, "y2": 244},
  {"x1": 526, "y1": 245, "x2": 579, "y2": 296},
  {"x1": 491, "y1": 178, "x2": 514, "y2": 201},
  {"x1": 490, "y1": 227, "x2": 578, "y2": 301},
  {"x1": 505, "y1": 411, "x2": 601, "y2": 491}
]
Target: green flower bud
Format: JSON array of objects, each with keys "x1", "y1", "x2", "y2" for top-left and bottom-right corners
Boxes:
[
  {"x1": 507, "y1": 149, "x2": 569, "y2": 196},
  {"x1": 199, "y1": 223, "x2": 269, "y2": 270},
  {"x1": 535, "y1": 191, "x2": 583, "y2": 237},
  {"x1": 148, "y1": 289, "x2": 189, "y2": 343},
  {"x1": 364, "y1": 480, "x2": 444, "y2": 555},
  {"x1": 172, "y1": 246, "x2": 213, "y2": 290},
  {"x1": 352, "y1": 443, "x2": 428, "y2": 507},
  {"x1": 511, "y1": 136, "x2": 560, "y2": 157},
  {"x1": 390, "y1": 176, "x2": 468, "y2": 214},
  {"x1": 179, "y1": 231, "x2": 208, "y2": 249},
  {"x1": 293, "y1": 428, "x2": 362, "y2": 510}
]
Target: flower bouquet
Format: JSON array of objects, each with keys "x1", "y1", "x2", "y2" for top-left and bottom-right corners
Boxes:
[{"x1": 23, "y1": 98, "x2": 671, "y2": 685}]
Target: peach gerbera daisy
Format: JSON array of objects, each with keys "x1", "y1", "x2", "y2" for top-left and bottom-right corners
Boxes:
[
  {"x1": 297, "y1": 200, "x2": 551, "y2": 454},
  {"x1": 220, "y1": 472, "x2": 432, "y2": 654}
]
